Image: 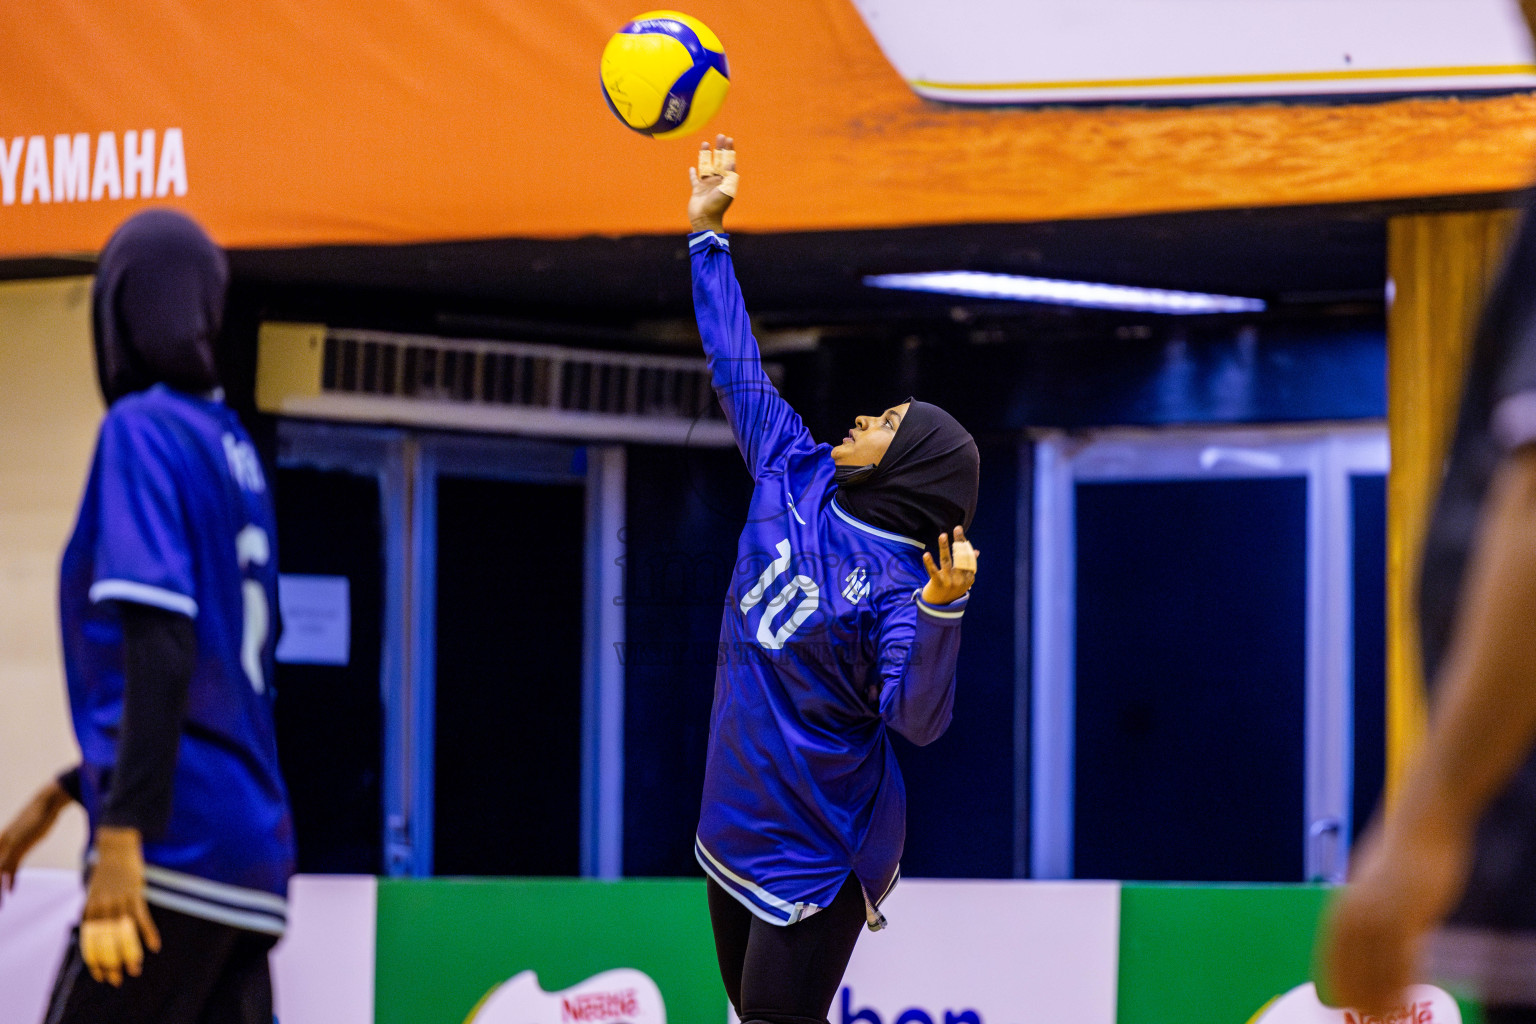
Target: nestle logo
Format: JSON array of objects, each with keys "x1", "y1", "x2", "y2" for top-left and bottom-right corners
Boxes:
[
  {"x1": 1344, "y1": 1003, "x2": 1434, "y2": 1024},
  {"x1": 561, "y1": 988, "x2": 639, "y2": 1022}
]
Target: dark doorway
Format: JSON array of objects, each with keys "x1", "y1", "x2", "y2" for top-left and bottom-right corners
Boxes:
[
  {"x1": 1072, "y1": 476, "x2": 1308, "y2": 882},
  {"x1": 432, "y1": 477, "x2": 586, "y2": 876},
  {"x1": 272, "y1": 466, "x2": 387, "y2": 873}
]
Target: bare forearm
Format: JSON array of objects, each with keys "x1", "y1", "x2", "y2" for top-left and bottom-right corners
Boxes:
[
  {"x1": 1397, "y1": 450, "x2": 1536, "y2": 832},
  {"x1": 39, "y1": 778, "x2": 74, "y2": 817},
  {"x1": 1, "y1": 775, "x2": 77, "y2": 894}
]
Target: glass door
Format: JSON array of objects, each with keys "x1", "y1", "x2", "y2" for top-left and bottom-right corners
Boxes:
[
  {"x1": 275, "y1": 422, "x2": 626, "y2": 877},
  {"x1": 1031, "y1": 425, "x2": 1387, "y2": 882},
  {"x1": 420, "y1": 440, "x2": 589, "y2": 876}
]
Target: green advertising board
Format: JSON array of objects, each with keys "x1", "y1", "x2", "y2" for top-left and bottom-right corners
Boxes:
[
  {"x1": 1117, "y1": 884, "x2": 1484, "y2": 1024},
  {"x1": 371, "y1": 877, "x2": 1486, "y2": 1024},
  {"x1": 375, "y1": 878, "x2": 721, "y2": 1024},
  {"x1": 1117, "y1": 884, "x2": 1332, "y2": 1024}
]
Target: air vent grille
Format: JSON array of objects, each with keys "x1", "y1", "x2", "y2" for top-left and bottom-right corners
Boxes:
[
  {"x1": 321, "y1": 329, "x2": 726, "y2": 421},
  {"x1": 257, "y1": 323, "x2": 754, "y2": 446}
]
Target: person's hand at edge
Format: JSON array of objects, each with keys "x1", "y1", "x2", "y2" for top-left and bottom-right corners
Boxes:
[
  {"x1": 688, "y1": 134, "x2": 737, "y2": 234},
  {"x1": 1314, "y1": 799, "x2": 1472, "y2": 1016},
  {"x1": 922, "y1": 526, "x2": 979, "y2": 606},
  {"x1": 0, "y1": 775, "x2": 75, "y2": 906},
  {"x1": 80, "y1": 825, "x2": 161, "y2": 987}
]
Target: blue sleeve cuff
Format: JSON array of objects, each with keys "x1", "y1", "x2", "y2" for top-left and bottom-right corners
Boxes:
[
  {"x1": 912, "y1": 588, "x2": 968, "y2": 622},
  {"x1": 688, "y1": 230, "x2": 730, "y2": 253}
]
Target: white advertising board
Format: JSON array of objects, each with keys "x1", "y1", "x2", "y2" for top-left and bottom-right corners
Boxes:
[
  {"x1": 0, "y1": 869, "x2": 82, "y2": 1024},
  {"x1": 0, "y1": 870, "x2": 375, "y2": 1024},
  {"x1": 730, "y1": 880, "x2": 1122, "y2": 1024},
  {"x1": 270, "y1": 875, "x2": 377, "y2": 1024},
  {"x1": 850, "y1": 0, "x2": 1536, "y2": 103}
]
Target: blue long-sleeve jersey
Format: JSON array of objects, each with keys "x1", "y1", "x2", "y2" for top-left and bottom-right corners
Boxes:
[
  {"x1": 61, "y1": 386, "x2": 294, "y2": 935},
  {"x1": 689, "y1": 231, "x2": 967, "y2": 929}
]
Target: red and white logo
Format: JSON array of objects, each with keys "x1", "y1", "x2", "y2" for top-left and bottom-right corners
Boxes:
[
  {"x1": 1249, "y1": 983, "x2": 1459, "y2": 1024},
  {"x1": 466, "y1": 968, "x2": 665, "y2": 1024}
]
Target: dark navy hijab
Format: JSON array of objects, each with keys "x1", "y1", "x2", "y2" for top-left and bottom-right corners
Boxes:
[
  {"x1": 834, "y1": 399, "x2": 980, "y2": 554},
  {"x1": 92, "y1": 209, "x2": 227, "y2": 405}
]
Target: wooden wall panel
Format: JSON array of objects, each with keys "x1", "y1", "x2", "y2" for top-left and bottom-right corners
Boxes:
[
  {"x1": 1386, "y1": 210, "x2": 1519, "y2": 798},
  {"x1": 0, "y1": 278, "x2": 101, "y2": 869}
]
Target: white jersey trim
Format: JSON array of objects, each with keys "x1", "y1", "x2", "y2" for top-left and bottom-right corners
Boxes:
[
  {"x1": 914, "y1": 589, "x2": 966, "y2": 620},
  {"x1": 829, "y1": 498, "x2": 926, "y2": 550},
  {"x1": 89, "y1": 579, "x2": 198, "y2": 618},
  {"x1": 695, "y1": 836, "x2": 816, "y2": 926},
  {"x1": 689, "y1": 230, "x2": 730, "y2": 251},
  {"x1": 142, "y1": 863, "x2": 288, "y2": 915},
  {"x1": 86, "y1": 857, "x2": 287, "y2": 935},
  {"x1": 144, "y1": 888, "x2": 286, "y2": 936},
  {"x1": 863, "y1": 866, "x2": 900, "y2": 931}
]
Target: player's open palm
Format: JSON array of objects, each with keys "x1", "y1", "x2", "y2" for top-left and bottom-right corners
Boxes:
[{"x1": 688, "y1": 134, "x2": 737, "y2": 233}]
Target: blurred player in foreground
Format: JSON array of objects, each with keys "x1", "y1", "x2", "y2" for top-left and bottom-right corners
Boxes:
[
  {"x1": 1316, "y1": 5, "x2": 1536, "y2": 1005},
  {"x1": 0, "y1": 209, "x2": 293, "y2": 1024},
  {"x1": 686, "y1": 137, "x2": 981, "y2": 1024}
]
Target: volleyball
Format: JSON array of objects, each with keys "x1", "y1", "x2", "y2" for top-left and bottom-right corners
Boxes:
[{"x1": 600, "y1": 11, "x2": 729, "y2": 139}]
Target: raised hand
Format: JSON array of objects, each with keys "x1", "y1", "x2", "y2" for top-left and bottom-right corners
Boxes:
[
  {"x1": 688, "y1": 134, "x2": 737, "y2": 233},
  {"x1": 922, "y1": 525, "x2": 979, "y2": 606}
]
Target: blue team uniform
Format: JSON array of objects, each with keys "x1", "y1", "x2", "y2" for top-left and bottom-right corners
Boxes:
[
  {"x1": 59, "y1": 384, "x2": 294, "y2": 936},
  {"x1": 689, "y1": 231, "x2": 968, "y2": 929}
]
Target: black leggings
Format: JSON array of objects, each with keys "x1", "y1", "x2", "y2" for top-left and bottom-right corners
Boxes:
[
  {"x1": 707, "y1": 873, "x2": 868, "y2": 1024},
  {"x1": 44, "y1": 903, "x2": 275, "y2": 1024}
]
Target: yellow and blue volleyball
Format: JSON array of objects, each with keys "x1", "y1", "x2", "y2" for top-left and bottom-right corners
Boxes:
[{"x1": 600, "y1": 11, "x2": 729, "y2": 139}]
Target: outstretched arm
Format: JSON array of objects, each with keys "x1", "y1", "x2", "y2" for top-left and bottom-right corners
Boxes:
[
  {"x1": 688, "y1": 136, "x2": 818, "y2": 478},
  {"x1": 1317, "y1": 448, "x2": 1536, "y2": 1014}
]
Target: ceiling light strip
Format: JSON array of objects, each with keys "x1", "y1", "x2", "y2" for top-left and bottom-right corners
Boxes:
[{"x1": 863, "y1": 271, "x2": 1266, "y2": 315}]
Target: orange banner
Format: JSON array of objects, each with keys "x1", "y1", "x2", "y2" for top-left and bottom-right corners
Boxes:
[{"x1": 3, "y1": 0, "x2": 1536, "y2": 257}]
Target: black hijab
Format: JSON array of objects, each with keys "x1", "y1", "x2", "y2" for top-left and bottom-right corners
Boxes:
[
  {"x1": 92, "y1": 209, "x2": 227, "y2": 405},
  {"x1": 834, "y1": 399, "x2": 980, "y2": 554}
]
